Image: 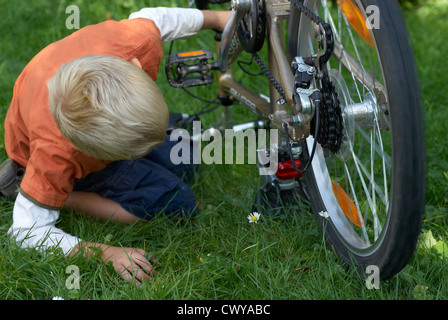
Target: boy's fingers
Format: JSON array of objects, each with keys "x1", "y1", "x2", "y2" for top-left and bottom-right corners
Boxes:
[
  {"x1": 150, "y1": 256, "x2": 161, "y2": 266},
  {"x1": 118, "y1": 248, "x2": 158, "y2": 282},
  {"x1": 132, "y1": 266, "x2": 151, "y2": 283},
  {"x1": 119, "y1": 267, "x2": 136, "y2": 283},
  {"x1": 135, "y1": 255, "x2": 158, "y2": 276},
  {"x1": 120, "y1": 262, "x2": 150, "y2": 284}
]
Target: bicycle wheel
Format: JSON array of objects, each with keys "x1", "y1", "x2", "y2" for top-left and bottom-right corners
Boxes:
[{"x1": 288, "y1": 0, "x2": 425, "y2": 279}]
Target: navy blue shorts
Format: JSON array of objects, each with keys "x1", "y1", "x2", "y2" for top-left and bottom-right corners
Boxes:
[{"x1": 73, "y1": 135, "x2": 200, "y2": 220}]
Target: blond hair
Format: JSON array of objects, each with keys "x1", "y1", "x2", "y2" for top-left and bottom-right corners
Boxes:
[{"x1": 47, "y1": 55, "x2": 168, "y2": 160}]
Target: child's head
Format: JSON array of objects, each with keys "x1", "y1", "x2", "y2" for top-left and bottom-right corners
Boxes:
[{"x1": 47, "y1": 55, "x2": 169, "y2": 160}]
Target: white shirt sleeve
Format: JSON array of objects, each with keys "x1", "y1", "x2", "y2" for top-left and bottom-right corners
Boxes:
[
  {"x1": 128, "y1": 7, "x2": 204, "y2": 42},
  {"x1": 8, "y1": 193, "x2": 82, "y2": 256}
]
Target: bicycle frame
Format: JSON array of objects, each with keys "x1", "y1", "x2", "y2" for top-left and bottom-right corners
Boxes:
[
  {"x1": 214, "y1": 0, "x2": 388, "y2": 140},
  {"x1": 216, "y1": 0, "x2": 298, "y2": 140}
]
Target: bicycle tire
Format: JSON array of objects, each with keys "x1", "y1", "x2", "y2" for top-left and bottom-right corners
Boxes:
[{"x1": 288, "y1": 0, "x2": 425, "y2": 279}]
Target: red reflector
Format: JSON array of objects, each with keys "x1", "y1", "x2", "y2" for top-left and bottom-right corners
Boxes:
[{"x1": 275, "y1": 159, "x2": 303, "y2": 180}]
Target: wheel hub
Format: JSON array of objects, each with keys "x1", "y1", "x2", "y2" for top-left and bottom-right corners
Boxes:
[{"x1": 329, "y1": 69, "x2": 380, "y2": 161}]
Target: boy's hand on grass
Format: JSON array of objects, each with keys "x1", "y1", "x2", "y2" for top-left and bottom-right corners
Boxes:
[
  {"x1": 101, "y1": 246, "x2": 158, "y2": 284},
  {"x1": 72, "y1": 241, "x2": 158, "y2": 285}
]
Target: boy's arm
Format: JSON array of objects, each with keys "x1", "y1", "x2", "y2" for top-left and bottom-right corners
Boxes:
[
  {"x1": 201, "y1": 10, "x2": 232, "y2": 32},
  {"x1": 129, "y1": 7, "x2": 231, "y2": 42},
  {"x1": 8, "y1": 193, "x2": 82, "y2": 255},
  {"x1": 8, "y1": 193, "x2": 155, "y2": 283}
]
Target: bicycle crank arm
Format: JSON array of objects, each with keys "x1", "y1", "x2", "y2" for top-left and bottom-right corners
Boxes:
[
  {"x1": 219, "y1": 0, "x2": 252, "y2": 73},
  {"x1": 165, "y1": 49, "x2": 220, "y2": 88}
]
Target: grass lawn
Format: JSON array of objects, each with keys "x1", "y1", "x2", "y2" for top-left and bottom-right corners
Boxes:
[{"x1": 0, "y1": 0, "x2": 447, "y2": 300}]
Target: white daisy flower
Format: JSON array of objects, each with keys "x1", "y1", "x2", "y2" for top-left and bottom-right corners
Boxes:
[
  {"x1": 52, "y1": 296, "x2": 65, "y2": 300},
  {"x1": 247, "y1": 212, "x2": 261, "y2": 223},
  {"x1": 318, "y1": 211, "x2": 330, "y2": 219}
]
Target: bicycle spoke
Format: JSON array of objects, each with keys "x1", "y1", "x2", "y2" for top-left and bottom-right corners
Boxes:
[
  {"x1": 374, "y1": 112, "x2": 390, "y2": 212},
  {"x1": 323, "y1": 0, "x2": 341, "y2": 42},
  {"x1": 349, "y1": 147, "x2": 382, "y2": 240},
  {"x1": 357, "y1": 127, "x2": 391, "y2": 168},
  {"x1": 343, "y1": 162, "x2": 370, "y2": 243},
  {"x1": 341, "y1": 11, "x2": 372, "y2": 90}
]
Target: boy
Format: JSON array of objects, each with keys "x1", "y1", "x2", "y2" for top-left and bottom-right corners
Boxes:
[{"x1": 1, "y1": 7, "x2": 231, "y2": 284}]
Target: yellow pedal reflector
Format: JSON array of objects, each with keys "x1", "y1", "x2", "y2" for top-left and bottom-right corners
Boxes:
[
  {"x1": 337, "y1": 0, "x2": 374, "y2": 47},
  {"x1": 178, "y1": 50, "x2": 206, "y2": 58},
  {"x1": 331, "y1": 180, "x2": 362, "y2": 227}
]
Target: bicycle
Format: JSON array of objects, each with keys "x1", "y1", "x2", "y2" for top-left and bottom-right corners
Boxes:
[{"x1": 166, "y1": 0, "x2": 426, "y2": 280}]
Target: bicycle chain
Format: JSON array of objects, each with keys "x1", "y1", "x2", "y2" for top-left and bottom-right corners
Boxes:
[
  {"x1": 290, "y1": 0, "x2": 343, "y2": 153},
  {"x1": 253, "y1": 53, "x2": 286, "y2": 101},
  {"x1": 236, "y1": 0, "x2": 342, "y2": 153},
  {"x1": 290, "y1": 0, "x2": 334, "y2": 65},
  {"x1": 291, "y1": 0, "x2": 343, "y2": 153}
]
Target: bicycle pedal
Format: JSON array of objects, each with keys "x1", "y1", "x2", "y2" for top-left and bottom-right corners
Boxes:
[{"x1": 165, "y1": 49, "x2": 220, "y2": 88}]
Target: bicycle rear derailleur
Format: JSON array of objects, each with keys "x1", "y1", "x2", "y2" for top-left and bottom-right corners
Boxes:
[
  {"x1": 289, "y1": 56, "x2": 320, "y2": 128},
  {"x1": 290, "y1": 0, "x2": 344, "y2": 154}
]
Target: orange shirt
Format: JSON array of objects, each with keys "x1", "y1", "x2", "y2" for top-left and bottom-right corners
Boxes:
[{"x1": 4, "y1": 18, "x2": 163, "y2": 209}]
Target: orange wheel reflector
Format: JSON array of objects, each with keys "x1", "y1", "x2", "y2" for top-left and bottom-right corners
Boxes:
[
  {"x1": 337, "y1": 0, "x2": 374, "y2": 47},
  {"x1": 331, "y1": 180, "x2": 362, "y2": 227},
  {"x1": 178, "y1": 50, "x2": 205, "y2": 58}
]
